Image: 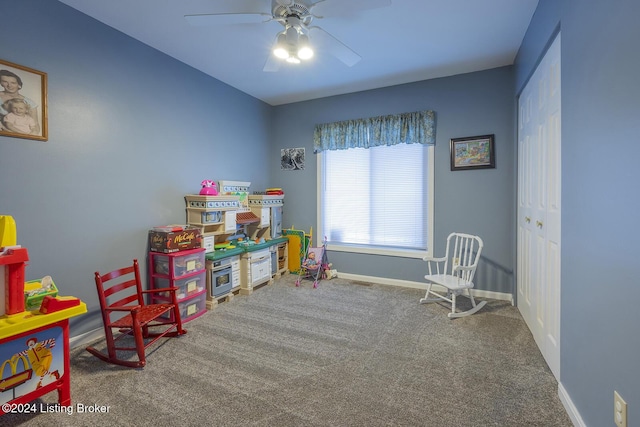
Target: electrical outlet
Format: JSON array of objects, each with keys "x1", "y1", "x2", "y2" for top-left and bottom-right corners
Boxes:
[{"x1": 614, "y1": 390, "x2": 627, "y2": 427}]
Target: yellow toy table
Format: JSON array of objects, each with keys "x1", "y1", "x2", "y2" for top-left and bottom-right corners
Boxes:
[{"x1": 0, "y1": 245, "x2": 86, "y2": 416}]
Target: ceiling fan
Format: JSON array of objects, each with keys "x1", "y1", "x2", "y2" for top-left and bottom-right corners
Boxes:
[{"x1": 185, "y1": 0, "x2": 392, "y2": 72}]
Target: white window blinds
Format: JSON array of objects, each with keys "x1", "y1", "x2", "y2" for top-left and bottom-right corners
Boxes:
[{"x1": 320, "y1": 143, "x2": 429, "y2": 251}]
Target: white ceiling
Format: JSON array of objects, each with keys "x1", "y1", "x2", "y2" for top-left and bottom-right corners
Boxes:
[{"x1": 57, "y1": 0, "x2": 538, "y2": 106}]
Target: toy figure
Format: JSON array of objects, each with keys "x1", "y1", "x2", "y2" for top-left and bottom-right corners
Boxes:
[
  {"x1": 302, "y1": 251, "x2": 318, "y2": 268},
  {"x1": 322, "y1": 262, "x2": 336, "y2": 279}
]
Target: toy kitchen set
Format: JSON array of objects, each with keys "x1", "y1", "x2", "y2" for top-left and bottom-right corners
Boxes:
[{"x1": 180, "y1": 181, "x2": 287, "y2": 310}]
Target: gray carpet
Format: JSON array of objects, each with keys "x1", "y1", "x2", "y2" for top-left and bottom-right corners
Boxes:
[{"x1": 4, "y1": 275, "x2": 572, "y2": 426}]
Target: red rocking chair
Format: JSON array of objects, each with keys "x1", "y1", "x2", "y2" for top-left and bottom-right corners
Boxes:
[{"x1": 86, "y1": 259, "x2": 187, "y2": 368}]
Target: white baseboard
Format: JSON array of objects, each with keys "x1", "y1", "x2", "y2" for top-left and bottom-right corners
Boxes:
[
  {"x1": 559, "y1": 382, "x2": 585, "y2": 427},
  {"x1": 69, "y1": 328, "x2": 103, "y2": 349},
  {"x1": 337, "y1": 272, "x2": 514, "y2": 303}
]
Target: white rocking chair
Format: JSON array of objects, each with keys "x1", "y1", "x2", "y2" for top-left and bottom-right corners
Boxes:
[{"x1": 420, "y1": 232, "x2": 486, "y2": 318}]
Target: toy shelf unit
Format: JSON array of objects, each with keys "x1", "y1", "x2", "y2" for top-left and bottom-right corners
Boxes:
[
  {"x1": 240, "y1": 248, "x2": 272, "y2": 295},
  {"x1": 271, "y1": 240, "x2": 289, "y2": 278},
  {"x1": 218, "y1": 180, "x2": 251, "y2": 209},
  {"x1": 205, "y1": 254, "x2": 240, "y2": 309},
  {"x1": 149, "y1": 248, "x2": 207, "y2": 323},
  {"x1": 184, "y1": 194, "x2": 242, "y2": 253},
  {"x1": 247, "y1": 194, "x2": 284, "y2": 241}
]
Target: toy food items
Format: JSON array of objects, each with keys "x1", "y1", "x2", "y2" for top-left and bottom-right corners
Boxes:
[{"x1": 24, "y1": 276, "x2": 58, "y2": 311}]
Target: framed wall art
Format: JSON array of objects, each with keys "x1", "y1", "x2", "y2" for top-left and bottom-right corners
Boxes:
[
  {"x1": 450, "y1": 134, "x2": 495, "y2": 171},
  {"x1": 281, "y1": 147, "x2": 305, "y2": 170},
  {"x1": 0, "y1": 59, "x2": 48, "y2": 142}
]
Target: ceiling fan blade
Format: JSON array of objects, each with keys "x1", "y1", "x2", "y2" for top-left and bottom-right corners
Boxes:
[
  {"x1": 184, "y1": 1, "x2": 272, "y2": 26},
  {"x1": 185, "y1": 12, "x2": 272, "y2": 26},
  {"x1": 263, "y1": 33, "x2": 282, "y2": 72},
  {"x1": 309, "y1": 26, "x2": 361, "y2": 67},
  {"x1": 263, "y1": 53, "x2": 282, "y2": 72},
  {"x1": 311, "y1": 0, "x2": 392, "y2": 18}
]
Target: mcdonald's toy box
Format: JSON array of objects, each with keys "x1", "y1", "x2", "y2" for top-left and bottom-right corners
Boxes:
[{"x1": 149, "y1": 225, "x2": 202, "y2": 253}]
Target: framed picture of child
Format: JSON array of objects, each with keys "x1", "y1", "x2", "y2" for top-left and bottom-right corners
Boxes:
[{"x1": 0, "y1": 59, "x2": 48, "y2": 142}]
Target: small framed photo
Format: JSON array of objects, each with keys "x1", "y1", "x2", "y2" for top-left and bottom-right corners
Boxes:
[
  {"x1": 281, "y1": 147, "x2": 305, "y2": 170},
  {"x1": 0, "y1": 59, "x2": 48, "y2": 141},
  {"x1": 450, "y1": 134, "x2": 495, "y2": 171}
]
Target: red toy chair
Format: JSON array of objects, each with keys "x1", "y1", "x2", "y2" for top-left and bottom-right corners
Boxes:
[{"x1": 86, "y1": 259, "x2": 187, "y2": 368}]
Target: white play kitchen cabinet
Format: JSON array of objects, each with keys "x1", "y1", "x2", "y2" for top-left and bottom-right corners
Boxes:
[
  {"x1": 183, "y1": 182, "x2": 287, "y2": 307},
  {"x1": 240, "y1": 248, "x2": 271, "y2": 295}
]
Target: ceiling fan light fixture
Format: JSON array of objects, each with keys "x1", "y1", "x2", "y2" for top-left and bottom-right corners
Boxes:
[
  {"x1": 271, "y1": 16, "x2": 316, "y2": 65},
  {"x1": 297, "y1": 34, "x2": 314, "y2": 60},
  {"x1": 274, "y1": 47, "x2": 289, "y2": 59},
  {"x1": 273, "y1": 33, "x2": 289, "y2": 59}
]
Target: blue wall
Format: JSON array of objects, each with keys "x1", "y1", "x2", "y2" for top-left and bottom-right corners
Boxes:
[
  {"x1": 515, "y1": 0, "x2": 640, "y2": 425},
  {"x1": 0, "y1": 0, "x2": 273, "y2": 335},
  {"x1": 271, "y1": 68, "x2": 516, "y2": 292}
]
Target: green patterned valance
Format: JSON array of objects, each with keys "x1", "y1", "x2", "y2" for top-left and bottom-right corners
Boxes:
[{"x1": 313, "y1": 110, "x2": 436, "y2": 153}]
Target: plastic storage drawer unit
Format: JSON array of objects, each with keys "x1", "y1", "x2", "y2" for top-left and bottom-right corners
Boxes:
[
  {"x1": 149, "y1": 247, "x2": 207, "y2": 324},
  {"x1": 152, "y1": 271, "x2": 205, "y2": 301},
  {"x1": 158, "y1": 290, "x2": 207, "y2": 323},
  {"x1": 177, "y1": 291, "x2": 206, "y2": 322},
  {"x1": 153, "y1": 248, "x2": 205, "y2": 277}
]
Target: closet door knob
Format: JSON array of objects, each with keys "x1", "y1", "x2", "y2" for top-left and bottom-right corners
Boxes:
[
  {"x1": 525, "y1": 216, "x2": 531, "y2": 223},
  {"x1": 536, "y1": 220, "x2": 543, "y2": 228}
]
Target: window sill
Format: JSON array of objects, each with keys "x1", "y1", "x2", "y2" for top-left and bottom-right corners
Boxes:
[{"x1": 326, "y1": 243, "x2": 429, "y2": 259}]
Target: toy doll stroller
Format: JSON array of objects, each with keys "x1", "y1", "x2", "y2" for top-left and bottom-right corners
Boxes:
[{"x1": 295, "y1": 237, "x2": 328, "y2": 288}]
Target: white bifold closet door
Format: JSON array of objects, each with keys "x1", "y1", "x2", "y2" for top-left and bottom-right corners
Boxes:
[{"x1": 517, "y1": 33, "x2": 561, "y2": 380}]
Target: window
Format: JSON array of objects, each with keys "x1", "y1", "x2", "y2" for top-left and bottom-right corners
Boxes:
[
  {"x1": 318, "y1": 142, "x2": 434, "y2": 258},
  {"x1": 314, "y1": 110, "x2": 436, "y2": 258}
]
